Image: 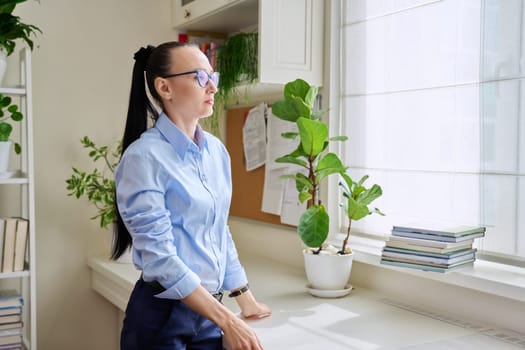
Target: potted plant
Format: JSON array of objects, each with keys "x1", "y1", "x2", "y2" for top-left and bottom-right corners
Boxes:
[
  {"x1": 0, "y1": 0, "x2": 42, "y2": 83},
  {"x1": 0, "y1": 93, "x2": 22, "y2": 173},
  {"x1": 65, "y1": 136, "x2": 120, "y2": 230},
  {"x1": 272, "y1": 78, "x2": 384, "y2": 294}
]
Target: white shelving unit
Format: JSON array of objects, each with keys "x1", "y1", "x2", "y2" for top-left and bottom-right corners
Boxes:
[{"x1": 0, "y1": 46, "x2": 37, "y2": 349}]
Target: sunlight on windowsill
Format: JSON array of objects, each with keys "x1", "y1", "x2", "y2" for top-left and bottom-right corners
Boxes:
[{"x1": 329, "y1": 234, "x2": 525, "y2": 303}]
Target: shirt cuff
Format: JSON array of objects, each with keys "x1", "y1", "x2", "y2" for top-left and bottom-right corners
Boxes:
[
  {"x1": 154, "y1": 270, "x2": 201, "y2": 300},
  {"x1": 223, "y1": 265, "x2": 248, "y2": 291}
]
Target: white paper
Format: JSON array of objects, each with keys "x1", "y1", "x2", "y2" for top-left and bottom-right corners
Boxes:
[
  {"x1": 242, "y1": 103, "x2": 267, "y2": 171},
  {"x1": 261, "y1": 167, "x2": 286, "y2": 215},
  {"x1": 261, "y1": 106, "x2": 303, "y2": 218},
  {"x1": 280, "y1": 176, "x2": 307, "y2": 226}
]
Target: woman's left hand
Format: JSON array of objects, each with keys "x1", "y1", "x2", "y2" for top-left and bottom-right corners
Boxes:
[
  {"x1": 234, "y1": 290, "x2": 272, "y2": 320},
  {"x1": 241, "y1": 301, "x2": 272, "y2": 320}
]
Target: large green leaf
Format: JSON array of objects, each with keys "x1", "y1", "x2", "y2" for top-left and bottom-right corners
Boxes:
[
  {"x1": 271, "y1": 97, "x2": 311, "y2": 122},
  {"x1": 298, "y1": 191, "x2": 312, "y2": 203},
  {"x1": 0, "y1": 122, "x2": 12, "y2": 141},
  {"x1": 284, "y1": 79, "x2": 310, "y2": 101},
  {"x1": 340, "y1": 173, "x2": 354, "y2": 194},
  {"x1": 297, "y1": 204, "x2": 329, "y2": 247},
  {"x1": 347, "y1": 197, "x2": 370, "y2": 221},
  {"x1": 304, "y1": 85, "x2": 318, "y2": 110},
  {"x1": 315, "y1": 152, "x2": 346, "y2": 182},
  {"x1": 357, "y1": 184, "x2": 383, "y2": 206},
  {"x1": 271, "y1": 100, "x2": 299, "y2": 122},
  {"x1": 0, "y1": 95, "x2": 11, "y2": 107},
  {"x1": 275, "y1": 155, "x2": 307, "y2": 168},
  {"x1": 295, "y1": 172, "x2": 313, "y2": 192},
  {"x1": 297, "y1": 117, "x2": 327, "y2": 158}
]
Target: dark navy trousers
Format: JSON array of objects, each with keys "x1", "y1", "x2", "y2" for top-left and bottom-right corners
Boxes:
[{"x1": 120, "y1": 279, "x2": 223, "y2": 350}]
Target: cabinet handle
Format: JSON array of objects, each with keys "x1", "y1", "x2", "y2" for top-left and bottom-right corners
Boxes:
[{"x1": 184, "y1": 10, "x2": 191, "y2": 19}]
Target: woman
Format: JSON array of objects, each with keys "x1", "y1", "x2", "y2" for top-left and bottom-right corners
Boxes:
[{"x1": 112, "y1": 42, "x2": 271, "y2": 350}]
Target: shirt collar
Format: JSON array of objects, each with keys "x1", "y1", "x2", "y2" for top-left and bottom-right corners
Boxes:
[{"x1": 155, "y1": 113, "x2": 208, "y2": 159}]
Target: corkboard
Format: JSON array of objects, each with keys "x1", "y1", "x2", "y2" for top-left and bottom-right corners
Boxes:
[{"x1": 225, "y1": 106, "x2": 285, "y2": 226}]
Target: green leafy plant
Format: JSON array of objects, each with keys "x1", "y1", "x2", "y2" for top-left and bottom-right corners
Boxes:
[
  {"x1": 339, "y1": 174, "x2": 384, "y2": 253},
  {"x1": 203, "y1": 32, "x2": 258, "y2": 137},
  {"x1": 65, "y1": 136, "x2": 121, "y2": 229},
  {"x1": 273, "y1": 79, "x2": 385, "y2": 254},
  {"x1": 0, "y1": 0, "x2": 42, "y2": 56},
  {"x1": 0, "y1": 93, "x2": 23, "y2": 153},
  {"x1": 272, "y1": 79, "x2": 347, "y2": 252}
]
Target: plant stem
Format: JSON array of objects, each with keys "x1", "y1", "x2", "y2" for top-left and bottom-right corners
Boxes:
[
  {"x1": 308, "y1": 156, "x2": 317, "y2": 207},
  {"x1": 341, "y1": 219, "x2": 352, "y2": 254}
]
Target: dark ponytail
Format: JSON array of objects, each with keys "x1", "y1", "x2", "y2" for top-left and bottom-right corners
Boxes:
[{"x1": 111, "y1": 41, "x2": 193, "y2": 260}]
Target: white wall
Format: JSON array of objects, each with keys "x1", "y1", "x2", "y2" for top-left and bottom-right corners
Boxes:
[{"x1": 9, "y1": 1, "x2": 175, "y2": 349}]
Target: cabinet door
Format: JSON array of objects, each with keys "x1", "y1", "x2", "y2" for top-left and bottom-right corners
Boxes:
[
  {"x1": 259, "y1": 0, "x2": 324, "y2": 86},
  {"x1": 172, "y1": 0, "x2": 239, "y2": 28}
]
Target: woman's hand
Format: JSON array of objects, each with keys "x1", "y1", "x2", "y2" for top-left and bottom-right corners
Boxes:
[
  {"x1": 182, "y1": 286, "x2": 265, "y2": 349},
  {"x1": 221, "y1": 316, "x2": 264, "y2": 350},
  {"x1": 234, "y1": 290, "x2": 272, "y2": 320}
]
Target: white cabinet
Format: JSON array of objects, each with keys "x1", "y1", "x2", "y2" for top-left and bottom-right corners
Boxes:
[
  {"x1": 0, "y1": 46, "x2": 37, "y2": 349},
  {"x1": 172, "y1": 0, "x2": 324, "y2": 87}
]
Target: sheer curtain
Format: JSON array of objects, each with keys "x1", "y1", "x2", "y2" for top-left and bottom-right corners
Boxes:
[{"x1": 338, "y1": 0, "x2": 524, "y2": 261}]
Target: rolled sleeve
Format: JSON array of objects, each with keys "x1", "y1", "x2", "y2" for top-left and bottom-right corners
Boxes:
[{"x1": 222, "y1": 226, "x2": 248, "y2": 290}]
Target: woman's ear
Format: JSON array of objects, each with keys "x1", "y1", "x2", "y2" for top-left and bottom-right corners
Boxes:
[{"x1": 154, "y1": 77, "x2": 172, "y2": 101}]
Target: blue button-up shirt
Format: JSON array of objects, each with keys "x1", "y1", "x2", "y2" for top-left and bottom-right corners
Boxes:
[{"x1": 115, "y1": 113, "x2": 248, "y2": 300}]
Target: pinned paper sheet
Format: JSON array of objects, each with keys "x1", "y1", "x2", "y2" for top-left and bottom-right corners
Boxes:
[
  {"x1": 261, "y1": 106, "x2": 306, "y2": 224},
  {"x1": 242, "y1": 103, "x2": 267, "y2": 171}
]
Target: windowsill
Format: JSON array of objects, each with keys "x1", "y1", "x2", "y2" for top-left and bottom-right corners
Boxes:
[{"x1": 335, "y1": 234, "x2": 525, "y2": 303}]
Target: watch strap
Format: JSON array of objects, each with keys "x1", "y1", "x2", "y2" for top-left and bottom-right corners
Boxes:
[{"x1": 228, "y1": 283, "x2": 250, "y2": 298}]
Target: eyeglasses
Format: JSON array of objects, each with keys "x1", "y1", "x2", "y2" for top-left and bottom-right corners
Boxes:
[{"x1": 162, "y1": 69, "x2": 220, "y2": 88}]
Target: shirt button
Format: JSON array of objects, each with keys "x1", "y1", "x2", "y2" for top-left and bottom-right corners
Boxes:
[{"x1": 201, "y1": 174, "x2": 206, "y2": 181}]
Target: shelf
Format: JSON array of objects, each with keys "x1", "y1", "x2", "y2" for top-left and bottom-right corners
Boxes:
[
  {"x1": 0, "y1": 46, "x2": 36, "y2": 349},
  {"x1": 225, "y1": 81, "x2": 283, "y2": 107},
  {"x1": 0, "y1": 86, "x2": 27, "y2": 95},
  {"x1": 0, "y1": 170, "x2": 28, "y2": 184},
  {"x1": 0, "y1": 270, "x2": 30, "y2": 279},
  {"x1": 173, "y1": 0, "x2": 258, "y2": 33}
]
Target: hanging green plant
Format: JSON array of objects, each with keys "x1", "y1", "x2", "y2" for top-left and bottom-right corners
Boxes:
[
  {"x1": 202, "y1": 32, "x2": 258, "y2": 137},
  {"x1": 216, "y1": 32, "x2": 258, "y2": 103}
]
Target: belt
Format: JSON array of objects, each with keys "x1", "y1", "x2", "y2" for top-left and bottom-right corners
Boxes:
[{"x1": 141, "y1": 277, "x2": 224, "y2": 303}]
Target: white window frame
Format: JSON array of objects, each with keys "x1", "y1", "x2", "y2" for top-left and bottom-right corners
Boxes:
[{"x1": 325, "y1": 0, "x2": 525, "y2": 302}]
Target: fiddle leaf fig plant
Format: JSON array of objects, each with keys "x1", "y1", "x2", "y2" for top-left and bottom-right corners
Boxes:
[
  {"x1": 339, "y1": 173, "x2": 385, "y2": 254},
  {"x1": 0, "y1": 93, "x2": 23, "y2": 154},
  {"x1": 65, "y1": 136, "x2": 121, "y2": 229},
  {"x1": 272, "y1": 79, "x2": 347, "y2": 251}
]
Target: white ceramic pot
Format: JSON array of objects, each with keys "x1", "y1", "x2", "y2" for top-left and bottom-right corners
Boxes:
[
  {"x1": 0, "y1": 141, "x2": 12, "y2": 173},
  {"x1": 0, "y1": 47, "x2": 7, "y2": 85},
  {"x1": 303, "y1": 247, "x2": 354, "y2": 290}
]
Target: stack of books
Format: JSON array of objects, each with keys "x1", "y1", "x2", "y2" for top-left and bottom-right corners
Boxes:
[
  {"x1": 381, "y1": 222, "x2": 486, "y2": 273},
  {"x1": 0, "y1": 217, "x2": 29, "y2": 273},
  {"x1": 0, "y1": 290, "x2": 23, "y2": 349}
]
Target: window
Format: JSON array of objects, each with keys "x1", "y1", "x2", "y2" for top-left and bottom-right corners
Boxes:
[{"x1": 335, "y1": 0, "x2": 524, "y2": 262}]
